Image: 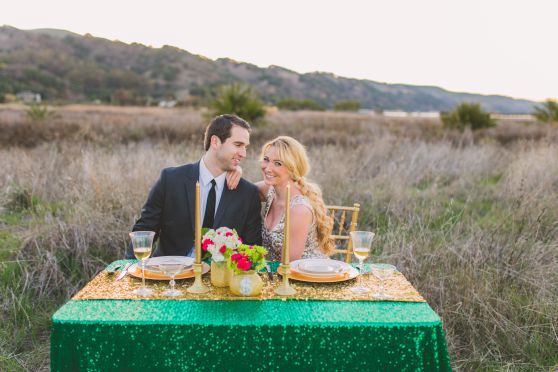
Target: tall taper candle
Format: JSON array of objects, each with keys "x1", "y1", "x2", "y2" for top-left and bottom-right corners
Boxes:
[
  {"x1": 282, "y1": 183, "x2": 291, "y2": 265},
  {"x1": 195, "y1": 181, "x2": 201, "y2": 264}
]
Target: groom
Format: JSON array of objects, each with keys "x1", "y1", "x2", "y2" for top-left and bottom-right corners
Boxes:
[{"x1": 126, "y1": 114, "x2": 262, "y2": 258}]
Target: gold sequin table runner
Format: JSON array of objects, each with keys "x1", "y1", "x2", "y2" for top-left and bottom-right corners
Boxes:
[{"x1": 73, "y1": 270, "x2": 425, "y2": 302}]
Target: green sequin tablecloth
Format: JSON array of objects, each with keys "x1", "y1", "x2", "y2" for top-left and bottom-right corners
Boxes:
[{"x1": 51, "y1": 263, "x2": 452, "y2": 371}]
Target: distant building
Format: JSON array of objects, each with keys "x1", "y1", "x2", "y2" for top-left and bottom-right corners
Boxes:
[
  {"x1": 16, "y1": 91, "x2": 42, "y2": 104},
  {"x1": 158, "y1": 100, "x2": 177, "y2": 108}
]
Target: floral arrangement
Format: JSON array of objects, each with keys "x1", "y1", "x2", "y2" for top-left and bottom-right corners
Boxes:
[
  {"x1": 201, "y1": 227, "x2": 242, "y2": 262},
  {"x1": 228, "y1": 244, "x2": 268, "y2": 274}
]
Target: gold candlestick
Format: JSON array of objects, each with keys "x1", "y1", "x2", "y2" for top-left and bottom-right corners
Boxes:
[
  {"x1": 275, "y1": 183, "x2": 296, "y2": 296},
  {"x1": 188, "y1": 181, "x2": 210, "y2": 294}
]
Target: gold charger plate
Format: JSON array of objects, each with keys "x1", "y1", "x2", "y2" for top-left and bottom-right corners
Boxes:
[
  {"x1": 128, "y1": 262, "x2": 210, "y2": 280},
  {"x1": 277, "y1": 266, "x2": 359, "y2": 283}
]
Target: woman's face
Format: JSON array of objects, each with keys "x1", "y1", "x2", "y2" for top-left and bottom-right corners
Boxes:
[{"x1": 261, "y1": 146, "x2": 291, "y2": 186}]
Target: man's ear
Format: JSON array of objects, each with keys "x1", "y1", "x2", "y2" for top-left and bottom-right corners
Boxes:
[{"x1": 210, "y1": 135, "x2": 221, "y2": 148}]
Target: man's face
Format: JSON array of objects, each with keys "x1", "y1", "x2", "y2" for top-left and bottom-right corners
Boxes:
[{"x1": 213, "y1": 125, "x2": 250, "y2": 172}]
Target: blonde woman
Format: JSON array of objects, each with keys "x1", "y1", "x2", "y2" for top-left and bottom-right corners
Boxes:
[{"x1": 256, "y1": 136, "x2": 334, "y2": 261}]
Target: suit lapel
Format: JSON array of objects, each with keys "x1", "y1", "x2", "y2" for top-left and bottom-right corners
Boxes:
[
  {"x1": 184, "y1": 161, "x2": 200, "y2": 232},
  {"x1": 214, "y1": 185, "x2": 233, "y2": 227}
]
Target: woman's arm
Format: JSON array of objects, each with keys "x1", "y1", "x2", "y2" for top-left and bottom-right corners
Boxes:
[
  {"x1": 288, "y1": 204, "x2": 313, "y2": 261},
  {"x1": 226, "y1": 166, "x2": 242, "y2": 190}
]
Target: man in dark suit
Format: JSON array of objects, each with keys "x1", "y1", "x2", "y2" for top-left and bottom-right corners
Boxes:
[{"x1": 126, "y1": 114, "x2": 262, "y2": 258}]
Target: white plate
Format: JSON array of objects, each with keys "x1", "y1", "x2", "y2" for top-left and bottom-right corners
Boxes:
[
  {"x1": 144, "y1": 256, "x2": 194, "y2": 273},
  {"x1": 291, "y1": 259, "x2": 351, "y2": 277}
]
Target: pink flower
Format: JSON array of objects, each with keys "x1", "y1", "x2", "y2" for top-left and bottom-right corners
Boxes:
[
  {"x1": 238, "y1": 237, "x2": 242, "y2": 243},
  {"x1": 225, "y1": 232, "x2": 233, "y2": 237},
  {"x1": 219, "y1": 245, "x2": 226, "y2": 253},
  {"x1": 231, "y1": 253, "x2": 242, "y2": 262}
]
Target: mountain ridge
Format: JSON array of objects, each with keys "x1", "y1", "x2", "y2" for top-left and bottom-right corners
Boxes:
[{"x1": 0, "y1": 25, "x2": 538, "y2": 113}]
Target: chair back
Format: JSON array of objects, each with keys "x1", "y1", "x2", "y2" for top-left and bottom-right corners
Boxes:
[{"x1": 326, "y1": 203, "x2": 360, "y2": 263}]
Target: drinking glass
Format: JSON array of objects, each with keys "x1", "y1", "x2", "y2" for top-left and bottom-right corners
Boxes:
[
  {"x1": 349, "y1": 231, "x2": 375, "y2": 293},
  {"x1": 372, "y1": 266, "x2": 396, "y2": 299},
  {"x1": 158, "y1": 261, "x2": 185, "y2": 297},
  {"x1": 130, "y1": 231, "x2": 155, "y2": 296}
]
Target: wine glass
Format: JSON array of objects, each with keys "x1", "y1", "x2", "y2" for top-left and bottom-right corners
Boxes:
[
  {"x1": 372, "y1": 266, "x2": 396, "y2": 299},
  {"x1": 158, "y1": 260, "x2": 185, "y2": 297},
  {"x1": 130, "y1": 231, "x2": 155, "y2": 296},
  {"x1": 349, "y1": 231, "x2": 375, "y2": 293}
]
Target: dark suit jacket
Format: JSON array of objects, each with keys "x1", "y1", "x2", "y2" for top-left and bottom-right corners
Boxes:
[{"x1": 126, "y1": 161, "x2": 262, "y2": 258}]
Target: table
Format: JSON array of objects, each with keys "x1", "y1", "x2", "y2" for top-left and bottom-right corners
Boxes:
[{"x1": 51, "y1": 264, "x2": 452, "y2": 371}]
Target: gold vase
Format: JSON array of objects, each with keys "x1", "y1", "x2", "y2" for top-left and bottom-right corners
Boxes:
[
  {"x1": 229, "y1": 270, "x2": 263, "y2": 296},
  {"x1": 210, "y1": 260, "x2": 230, "y2": 287}
]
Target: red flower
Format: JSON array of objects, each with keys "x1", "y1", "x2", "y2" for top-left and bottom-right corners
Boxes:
[
  {"x1": 219, "y1": 245, "x2": 226, "y2": 253},
  {"x1": 231, "y1": 253, "x2": 242, "y2": 262},
  {"x1": 238, "y1": 237, "x2": 242, "y2": 243},
  {"x1": 237, "y1": 257, "x2": 252, "y2": 271},
  {"x1": 202, "y1": 238, "x2": 213, "y2": 252},
  {"x1": 225, "y1": 232, "x2": 233, "y2": 237}
]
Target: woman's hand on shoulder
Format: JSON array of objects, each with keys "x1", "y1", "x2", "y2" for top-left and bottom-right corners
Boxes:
[{"x1": 226, "y1": 166, "x2": 242, "y2": 190}]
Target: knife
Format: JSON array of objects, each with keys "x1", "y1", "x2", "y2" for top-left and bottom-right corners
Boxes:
[
  {"x1": 265, "y1": 264, "x2": 274, "y2": 281},
  {"x1": 116, "y1": 263, "x2": 132, "y2": 281}
]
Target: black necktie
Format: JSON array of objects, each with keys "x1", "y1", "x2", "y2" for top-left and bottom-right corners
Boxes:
[{"x1": 203, "y1": 179, "x2": 216, "y2": 228}]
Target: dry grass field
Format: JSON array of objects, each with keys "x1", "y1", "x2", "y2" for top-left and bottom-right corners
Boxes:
[{"x1": 1, "y1": 104, "x2": 557, "y2": 371}]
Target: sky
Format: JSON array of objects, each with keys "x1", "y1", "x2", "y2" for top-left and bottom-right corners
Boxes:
[{"x1": 1, "y1": 0, "x2": 557, "y2": 102}]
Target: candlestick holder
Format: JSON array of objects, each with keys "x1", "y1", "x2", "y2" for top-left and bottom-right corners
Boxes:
[
  {"x1": 187, "y1": 263, "x2": 210, "y2": 294},
  {"x1": 274, "y1": 263, "x2": 296, "y2": 296}
]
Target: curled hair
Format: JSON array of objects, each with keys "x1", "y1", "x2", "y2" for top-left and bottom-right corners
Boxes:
[{"x1": 261, "y1": 136, "x2": 334, "y2": 255}]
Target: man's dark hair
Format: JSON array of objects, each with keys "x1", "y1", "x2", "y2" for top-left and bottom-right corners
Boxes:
[{"x1": 204, "y1": 114, "x2": 251, "y2": 151}]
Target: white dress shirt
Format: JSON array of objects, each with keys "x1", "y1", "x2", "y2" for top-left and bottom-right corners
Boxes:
[{"x1": 198, "y1": 157, "x2": 226, "y2": 222}]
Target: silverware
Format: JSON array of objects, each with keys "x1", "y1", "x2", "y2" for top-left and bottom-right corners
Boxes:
[
  {"x1": 265, "y1": 264, "x2": 274, "y2": 281},
  {"x1": 116, "y1": 263, "x2": 132, "y2": 281}
]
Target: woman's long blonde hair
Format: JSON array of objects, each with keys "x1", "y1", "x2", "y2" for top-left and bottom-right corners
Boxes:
[{"x1": 261, "y1": 136, "x2": 334, "y2": 255}]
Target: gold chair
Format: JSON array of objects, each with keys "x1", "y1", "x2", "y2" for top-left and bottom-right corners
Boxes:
[{"x1": 326, "y1": 203, "x2": 360, "y2": 263}]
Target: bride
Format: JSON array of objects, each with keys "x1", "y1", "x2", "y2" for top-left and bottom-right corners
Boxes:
[{"x1": 255, "y1": 136, "x2": 334, "y2": 261}]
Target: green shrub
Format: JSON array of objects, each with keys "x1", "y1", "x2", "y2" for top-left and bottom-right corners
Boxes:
[
  {"x1": 26, "y1": 104, "x2": 53, "y2": 123},
  {"x1": 441, "y1": 102, "x2": 495, "y2": 131},
  {"x1": 276, "y1": 97, "x2": 325, "y2": 111},
  {"x1": 533, "y1": 99, "x2": 558, "y2": 123},
  {"x1": 333, "y1": 100, "x2": 361, "y2": 112},
  {"x1": 209, "y1": 83, "x2": 266, "y2": 125}
]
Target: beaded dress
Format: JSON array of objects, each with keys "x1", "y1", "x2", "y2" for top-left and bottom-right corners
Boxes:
[{"x1": 262, "y1": 187, "x2": 327, "y2": 261}]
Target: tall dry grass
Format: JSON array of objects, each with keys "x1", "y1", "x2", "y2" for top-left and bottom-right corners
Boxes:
[{"x1": 1, "y1": 105, "x2": 557, "y2": 371}]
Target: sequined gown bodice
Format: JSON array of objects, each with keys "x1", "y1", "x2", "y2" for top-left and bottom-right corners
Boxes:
[{"x1": 261, "y1": 187, "x2": 327, "y2": 261}]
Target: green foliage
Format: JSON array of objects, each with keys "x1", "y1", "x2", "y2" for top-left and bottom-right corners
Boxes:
[
  {"x1": 276, "y1": 97, "x2": 325, "y2": 111},
  {"x1": 209, "y1": 83, "x2": 266, "y2": 125},
  {"x1": 26, "y1": 104, "x2": 53, "y2": 123},
  {"x1": 227, "y1": 244, "x2": 268, "y2": 274},
  {"x1": 4, "y1": 186, "x2": 40, "y2": 213},
  {"x1": 533, "y1": 99, "x2": 558, "y2": 123},
  {"x1": 441, "y1": 102, "x2": 495, "y2": 131},
  {"x1": 333, "y1": 100, "x2": 361, "y2": 112}
]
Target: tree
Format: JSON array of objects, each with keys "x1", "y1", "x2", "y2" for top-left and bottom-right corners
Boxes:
[
  {"x1": 441, "y1": 102, "x2": 495, "y2": 131},
  {"x1": 533, "y1": 99, "x2": 558, "y2": 123},
  {"x1": 209, "y1": 83, "x2": 265, "y2": 125},
  {"x1": 333, "y1": 100, "x2": 361, "y2": 112}
]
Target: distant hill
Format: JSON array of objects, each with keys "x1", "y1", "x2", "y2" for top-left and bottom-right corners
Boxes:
[{"x1": 0, "y1": 25, "x2": 538, "y2": 113}]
